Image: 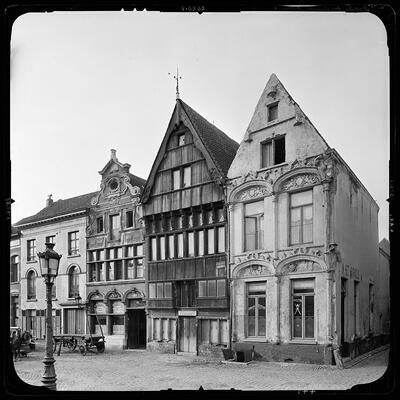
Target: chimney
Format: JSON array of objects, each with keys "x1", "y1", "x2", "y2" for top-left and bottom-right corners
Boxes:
[
  {"x1": 46, "y1": 194, "x2": 53, "y2": 207},
  {"x1": 110, "y1": 149, "x2": 117, "y2": 160}
]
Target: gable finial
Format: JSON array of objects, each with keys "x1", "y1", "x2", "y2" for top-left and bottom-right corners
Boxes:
[
  {"x1": 168, "y1": 66, "x2": 182, "y2": 99},
  {"x1": 110, "y1": 149, "x2": 117, "y2": 160}
]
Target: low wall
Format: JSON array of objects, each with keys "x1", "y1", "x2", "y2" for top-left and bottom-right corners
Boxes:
[
  {"x1": 233, "y1": 342, "x2": 334, "y2": 365},
  {"x1": 147, "y1": 340, "x2": 175, "y2": 353}
]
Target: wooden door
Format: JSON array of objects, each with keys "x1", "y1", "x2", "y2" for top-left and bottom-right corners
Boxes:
[
  {"x1": 178, "y1": 317, "x2": 196, "y2": 353},
  {"x1": 127, "y1": 310, "x2": 146, "y2": 349}
]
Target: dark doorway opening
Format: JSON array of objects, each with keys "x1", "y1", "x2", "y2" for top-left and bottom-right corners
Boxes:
[{"x1": 127, "y1": 309, "x2": 146, "y2": 349}]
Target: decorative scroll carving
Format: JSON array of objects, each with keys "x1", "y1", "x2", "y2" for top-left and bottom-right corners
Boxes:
[
  {"x1": 281, "y1": 173, "x2": 320, "y2": 191},
  {"x1": 107, "y1": 288, "x2": 122, "y2": 300},
  {"x1": 235, "y1": 251, "x2": 275, "y2": 265},
  {"x1": 277, "y1": 246, "x2": 323, "y2": 260},
  {"x1": 210, "y1": 168, "x2": 226, "y2": 186},
  {"x1": 238, "y1": 264, "x2": 275, "y2": 277},
  {"x1": 281, "y1": 260, "x2": 322, "y2": 274},
  {"x1": 238, "y1": 186, "x2": 271, "y2": 201}
]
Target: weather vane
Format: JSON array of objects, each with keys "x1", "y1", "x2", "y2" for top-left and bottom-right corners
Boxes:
[{"x1": 168, "y1": 66, "x2": 182, "y2": 99}]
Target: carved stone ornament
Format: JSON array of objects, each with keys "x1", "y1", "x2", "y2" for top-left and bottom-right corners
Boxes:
[
  {"x1": 294, "y1": 104, "x2": 306, "y2": 126},
  {"x1": 281, "y1": 260, "x2": 322, "y2": 274},
  {"x1": 238, "y1": 186, "x2": 271, "y2": 201},
  {"x1": 277, "y1": 246, "x2": 323, "y2": 260},
  {"x1": 238, "y1": 264, "x2": 274, "y2": 277},
  {"x1": 281, "y1": 174, "x2": 320, "y2": 191},
  {"x1": 107, "y1": 288, "x2": 121, "y2": 299},
  {"x1": 236, "y1": 251, "x2": 276, "y2": 265},
  {"x1": 210, "y1": 168, "x2": 226, "y2": 186},
  {"x1": 314, "y1": 152, "x2": 336, "y2": 182}
]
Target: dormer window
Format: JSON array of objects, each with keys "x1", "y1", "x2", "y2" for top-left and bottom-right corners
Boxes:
[
  {"x1": 178, "y1": 133, "x2": 186, "y2": 146},
  {"x1": 261, "y1": 136, "x2": 285, "y2": 168},
  {"x1": 268, "y1": 103, "x2": 278, "y2": 122}
]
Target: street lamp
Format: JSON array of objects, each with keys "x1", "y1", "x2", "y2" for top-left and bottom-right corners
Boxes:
[{"x1": 38, "y1": 242, "x2": 62, "y2": 390}]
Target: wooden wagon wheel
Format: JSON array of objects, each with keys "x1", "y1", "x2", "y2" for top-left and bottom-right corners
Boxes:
[{"x1": 96, "y1": 342, "x2": 105, "y2": 353}]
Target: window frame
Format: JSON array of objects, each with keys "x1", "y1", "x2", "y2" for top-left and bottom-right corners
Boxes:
[
  {"x1": 260, "y1": 134, "x2": 286, "y2": 169},
  {"x1": 246, "y1": 281, "x2": 267, "y2": 338},
  {"x1": 10, "y1": 255, "x2": 19, "y2": 283},
  {"x1": 171, "y1": 165, "x2": 191, "y2": 190},
  {"x1": 243, "y1": 201, "x2": 264, "y2": 252},
  {"x1": 126, "y1": 210, "x2": 134, "y2": 228},
  {"x1": 27, "y1": 239, "x2": 36, "y2": 262},
  {"x1": 27, "y1": 270, "x2": 36, "y2": 300},
  {"x1": 96, "y1": 216, "x2": 104, "y2": 233},
  {"x1": 68, "y1": 231, "x2": 80, "y2": 256},
  {"x1": 289, "y1": 189, "x2": 313, "y2": 246},
  {"x1": 267, "y1": 102, "x2": 279, "y2": 122},
  {"x1": 291, "y1": 279, "x2": 315, "y2": 340}
]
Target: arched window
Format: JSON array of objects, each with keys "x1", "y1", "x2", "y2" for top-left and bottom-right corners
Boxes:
[
  {"x1": 69, "y1": 266, "x2": 80, "y2": 298},
  {"x1": 27, "y1": 270, "x2": 36, "y2": 299},
  {"x1": 10, "y1": 255, "x2": 19, "y2": 283}
]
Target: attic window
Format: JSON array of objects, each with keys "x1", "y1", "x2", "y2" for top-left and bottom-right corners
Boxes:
[
  {"x1": 178, "y1": 133, "x2": 186, "y2": 146},
  {"x1": 261, "y1": 136, "x2": 285, "y2": 168},
  {"x1": 268, "y1": 103, "x2": 278, "y2": 122}
]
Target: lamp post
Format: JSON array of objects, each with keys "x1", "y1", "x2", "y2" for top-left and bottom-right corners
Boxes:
[{"x1": 38, "y1": 242, "x2": 62, "y2": 391}]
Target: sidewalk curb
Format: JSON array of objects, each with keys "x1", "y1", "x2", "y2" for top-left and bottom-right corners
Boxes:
[{"x1": 343, "y1": 344, "x2": 389, "y2": 369}]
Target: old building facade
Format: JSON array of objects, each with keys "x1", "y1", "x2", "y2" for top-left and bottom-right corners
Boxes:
[
  {"x1": 85, "y1": 150, "x2": 146, "y2": 350},
  {"x1": 227, "y1": 73, "x2": 386, "y2": 364},
  {"x1": 10, "y1": 227, "x2": 21, "y2": 327},
  {"x1": 141, "y1": 99, "x2": 239, "y2": 355},
  {"x1": 15, "y1": 194, "x2": 92, "y2": 339}
]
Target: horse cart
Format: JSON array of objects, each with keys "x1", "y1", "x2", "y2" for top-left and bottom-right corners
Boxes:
[
  {"x1": 10, "y1": 327, "x2": 35, "y2": 360},
  {"x1": 53, "y1": 311, "x2": 105, "y2": 356}
]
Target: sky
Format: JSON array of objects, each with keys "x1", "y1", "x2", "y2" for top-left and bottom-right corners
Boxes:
[{"x1": 10, "y1": 11, "x2": 389, "y2": 240}]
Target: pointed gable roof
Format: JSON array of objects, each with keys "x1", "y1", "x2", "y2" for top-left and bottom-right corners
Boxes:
[
  {"x1": 244, "y1": 73, "x2": 330, "y2": 150},
  {"x1": 15, "y1": 191, "x2": 98, "y2": 227},
  {"x1": 179, "y1": 100, "x2": 239, "y2": 176},
  {"x1": 141, "y1": 99, "x2": 239, "y2": 203}
]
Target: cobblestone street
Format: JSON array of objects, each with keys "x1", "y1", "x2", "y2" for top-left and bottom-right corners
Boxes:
[{"x1": 11, "y1": 342, "x2": 389, "y2": 391}]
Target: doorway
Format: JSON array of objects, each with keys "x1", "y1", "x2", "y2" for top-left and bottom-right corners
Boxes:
[
  {"x1": 178, "y1": 316, "x2": 197, "y2": 353},
  {"x1": 340, "y1": 278, "x2": 349, "y2": 357},
  {"x1": 127, "y1": 309, "x2": 146, "y2": 349}
]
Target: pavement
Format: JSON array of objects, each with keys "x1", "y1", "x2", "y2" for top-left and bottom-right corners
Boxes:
[{"x1": 10, "y1": 341, "x2": 389, "y2": 391}]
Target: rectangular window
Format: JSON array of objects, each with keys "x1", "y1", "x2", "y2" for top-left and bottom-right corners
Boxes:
[
  {"x1": 217, "y1": 226, "x2": 225, "y2": 253},
  {"x1": 149, "y1": 283, "x2": 156, "y2": 298},
  {"x1": 188, "y1": 232, "x2": 195, "y2": 257},
  {"x1": 261, "y1": 136, "x2": 285, "y2": 168},
  {"x1": 136, "y1": 259, "x2": 144, "y2": 278},
  {"x1": 150, "y1": 237, "x2": 157, "y2": 261},
  {"x1": 135, "y1": 244, "x2": 143, "y2": 257},
  {"x1": 127, "y1": 246, "x2": 134, "y2": 257},
  {"x1": 164, "y1": 282, "x2": 172, "y2": 298},
  {"x1": 96, "y1": 217, "x2": 104, "y2": 233},
  {"x1": 168, "y1": 235, "x2": 174, "y2": 259},
  {"x1": 177, "y1": 233, "x2": 183, "y2": 258},
  {"x1": 110, "y1": 214, "x2": 120, "y2": 240},
  {"x1": 247, "y1": 282, "x2": 266, "y2": 337},
  {"x1": 27, "y1": 239, "x2": 36, "y2": 261},
  {"x1": 268, "y1": 103, "x2": 278, "y2": 121},
  {"x1": 178, "y1": 133, "x2": 186, "y2": 146},
  {"x1": 183, "y1": 166, "x2": 191, "y2": 188},
  {"x1": 114, "y1": 260, "x2": 123, "y2": 280},
  {"x1": 126, "y1": 211, "x2": 134, "y2": 228},
  {"x1": 292, "y1": 279, "x2": 315, "y2": 339},
  {"x1": 198, "y1": 231, "x2": 204, "y2": 256},
  {"x1": 68, "y1": 232, "x2": 79, "y2": 256},
  {"x1": 207, "y1": 228, "x2": 215, "y2": 254},
  {"x1": 160, "y1": 236, "x2": 166, "y2": 260},
  {"x1": 244, "y1": 201, "x2": 264, "y2": 251},
  {"x1": 290, "y1": 190, "x2": 313, "y2": 245},
  {"x1": 198, "y1": 279, "x2": 226, "y2": 298},
  {"x1": 216, "y1": 261, "x2": 225, "y2": 277},
  {"x1": 45, "y1": 235, "x2": 55, "y2": 244},
  {"x1": 172, "y1": 169, "x2": 180, "y2": 190}
]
